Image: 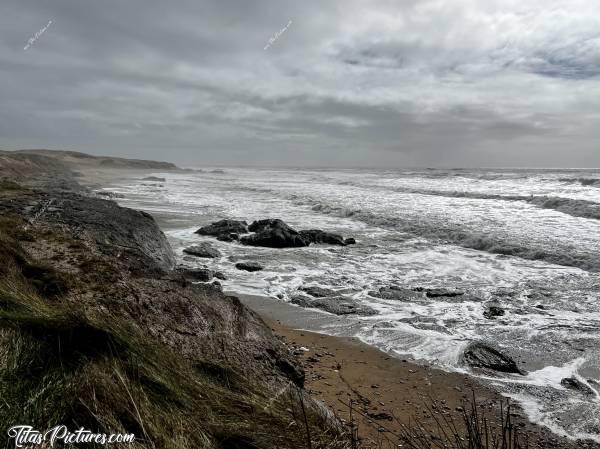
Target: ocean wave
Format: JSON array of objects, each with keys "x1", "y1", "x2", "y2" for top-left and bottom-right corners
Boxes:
[
  {"x1": 304, "y1": 199, "x2": 600, "y2": 272},
  {"x1": 315, "y1": 179, "x2": 600, "y2": 221},
  {"x1": 559, "y1": 177, "x2": 600, "y2": 187},
  {"x1": 408, "y1": 191, "x2": 600, "y2": 221}
]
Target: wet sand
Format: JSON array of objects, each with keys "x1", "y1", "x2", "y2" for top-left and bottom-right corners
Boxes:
[{"x1": 239, "y1": 293, "x2": 599, "y2": 449}]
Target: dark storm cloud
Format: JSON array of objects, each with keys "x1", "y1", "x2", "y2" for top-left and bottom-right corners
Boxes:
[{"x1": 1, "y1": 0, "x2": 599, "y2": 167}]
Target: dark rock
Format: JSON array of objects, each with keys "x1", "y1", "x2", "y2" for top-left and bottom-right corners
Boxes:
[
  {"x1": 248, "y1": 219, "x2": 283, "y2": 233},
  {"x1": 196, "y1": 219, "x2": 248, "y2": 237},
  {"x1": 177, "y1": 267, "x2": 214, "y2": 282},
  {"x1": 344, "y1": 238, "x2": 356, "y2": 245},
  {"x1": 183, "y1": 242, "x2": 221, "y2": 258},
  {"x1": 484, "y1": 306, "x2": 506, "y2": 319},
  {"x1": 462, "y1": 342, "x2": 525, "y2": 375},
  {"x1": 291, "y1": 294, "x2": 314, "y2": 307},
  {"x1": 420, "y1": 288, "x2": 465, "y2": 298},
  {"x1": 299, "y1": 229, "x2": 346, "y2": 246},
  {"x1": 292, "y1": 294, "x2": 377, "y2": 316},
  {"x1": 142, "y1": 176, "x2": 166, "y2": 182},
  {"x1": 242, "y1": 219, "x2": 309, "y2": 248},
  {"x1": 367, "y1": 411, "x2": 393, "y2": 421},
  {"x1": 217, "y1": 233, "x2": 239, "y2": 242},
  {"x1": 372, "y1": 321, "x2": 396, "y2": 329},
  {"x1": 299, "y1": 286, "x2": 337, "y2": 298},
  {"x1": 369, "y1": 286, "x2": 423, "y2": 301},
  {"x1": 235, "y1": 262, "x2": 263, "y2": 272},
  {"x1": 275, "y1": 358, "x2": 305, "y2": 387},
  {"x1": 561, "y1": 377, "x2": 595, "y2": 396},
  {"x1": 214, "y1": 271, "x2": 227, "y2": 280},
  {"x1": 16, "y1": 193, "x2": 176, "y2": 273}
]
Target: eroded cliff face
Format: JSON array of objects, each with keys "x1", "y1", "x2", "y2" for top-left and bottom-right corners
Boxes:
[
  {"x1": 0, "y1": 153, "x2": 302, "y2": 387},
  {"x1": 0, "y1": 152, "x2": 342, "y2": 448}
]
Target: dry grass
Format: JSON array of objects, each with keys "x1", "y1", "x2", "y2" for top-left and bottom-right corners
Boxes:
[
  {"x1": 0, "y1": 230, "x2": 350, "y2": 449},
  {"x1": 339, "y1": 393, "x2": 528, "y2": 449}
]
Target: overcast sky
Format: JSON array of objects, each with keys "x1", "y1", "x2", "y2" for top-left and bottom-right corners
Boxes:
[{"x1": 1, "y1": 0, "x2": 600, "y2": 168}]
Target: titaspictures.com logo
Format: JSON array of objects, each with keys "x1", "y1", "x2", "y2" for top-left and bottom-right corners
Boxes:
[{"x1": 7, "y1": 425, "x2": 135, "y2": 447}]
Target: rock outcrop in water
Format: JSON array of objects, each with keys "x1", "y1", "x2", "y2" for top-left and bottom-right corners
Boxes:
[
  {"x1": 484, "y1": 305, "x2": 506, "y2": 319},
  {"x1": 369, "y1": 286, "x2": 424, "y2": 301},
  {"x1": 241, "y1": 219, "x2": 309, "y2": 248},
  {"x1": 292, "y1": 294, "x2": 377, "y2": 316},
  {"x1": 462, "y1": 342, "x2": 525, "y2": 375},
  {"x1": 560, "y1": 377, "x2": 595, "y2": 396},
  {"x1": 195, "y1": 219, "x2": 248, "y2": 238},
  {"x1": 183, "y1": 242, "x2": 221, "y2": 258},
  {"x1": 197, "y1": 218, "x2": 358, "y2": 249},
  {"x1": 235, "y1": 261, "x2": 264, "y2": 272},
  {"x1": 418, "y1": 287, "x2": 465, "y2": 298},
  {"x1": 292, "y1": 285, "x2": 376, "y2": 316},
  {"x1": 299, "y1": 229, "x2": 346, "y2": 246}
]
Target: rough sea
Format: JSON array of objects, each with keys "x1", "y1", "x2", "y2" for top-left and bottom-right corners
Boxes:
[{"x1": 103, "y1": 167, "x2": 600, "y2": 442}]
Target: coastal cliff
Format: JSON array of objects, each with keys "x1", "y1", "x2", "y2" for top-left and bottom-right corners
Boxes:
[{"x1": 0, "y1": 152, "x2": 347, "y2": 448}]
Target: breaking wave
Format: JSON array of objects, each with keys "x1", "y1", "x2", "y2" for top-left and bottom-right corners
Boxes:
[
  {"x1": 308, "y1": 201, "x2": 600, "y2": 272},
  {"x1": 559, "y1": 177, "x2": 600, "y2": 187},
  {"x1": 402, "y1": 190, "x2": 600, "y2": 221}
]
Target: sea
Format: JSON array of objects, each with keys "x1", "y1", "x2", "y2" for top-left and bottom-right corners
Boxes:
[{"x1": 101, "y1": 167, "x2": 600, "y2": 442}]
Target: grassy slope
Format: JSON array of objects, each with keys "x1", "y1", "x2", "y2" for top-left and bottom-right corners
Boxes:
[{"x1": 0, "y1": 183, "x2": 349, "y2": 449}]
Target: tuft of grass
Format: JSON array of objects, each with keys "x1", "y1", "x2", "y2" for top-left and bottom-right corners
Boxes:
[
  {"x1": 341, "y1": 392, "x2": 528, "y2": 449},
  {"x1": 398, "y1": 393, "x2": 528, "y2": 449}
]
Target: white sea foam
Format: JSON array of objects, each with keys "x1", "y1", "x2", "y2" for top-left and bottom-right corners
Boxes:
[{"x1": 105, "y1": 167, "x2": 600, "y2": 441}]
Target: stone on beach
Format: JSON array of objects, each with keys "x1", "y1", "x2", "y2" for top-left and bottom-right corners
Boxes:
[
  {"x1": 291, "y1": 294, "x2": 377, "y2": 316},
  {"x1": 183, "y1": 242, "x2": 221, "y2": 258},
  {"x1": 299, "y1": 285, "x2": 338, "y2": 298},
  {"x1": 462, "y1": 342, "x2": 525, "y2": 375},
  {"x1": 369, "y1": 286, "x2": 424, "y2": 301}
]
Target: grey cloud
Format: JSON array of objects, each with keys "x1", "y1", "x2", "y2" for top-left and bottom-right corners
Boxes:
[{"x1": 1, "y1": 0, "x2": 600, "y2": 167}]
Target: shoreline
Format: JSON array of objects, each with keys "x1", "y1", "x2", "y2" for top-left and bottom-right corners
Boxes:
[
  {"x1": 238, "y1": 292, "x2": 599, "y2": 449},
  {"x1": 77, "y1": 164, "x2": 599, "y2": 448}
]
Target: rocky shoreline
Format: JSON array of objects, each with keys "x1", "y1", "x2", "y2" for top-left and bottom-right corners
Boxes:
[
  {"x1": 186, "y1": 218, "x2": 536, "y2": 379},
  {"x1": 0, "y1": 151, "x2": 347, "y2": 448},
  {"x1": 1, "y1": 149, "x2": 598, "y2": 449}
]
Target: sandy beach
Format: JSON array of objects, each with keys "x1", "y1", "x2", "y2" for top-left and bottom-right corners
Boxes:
[{"x1": 239, "y1": 293, "x2": 600, "y2": 449}]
